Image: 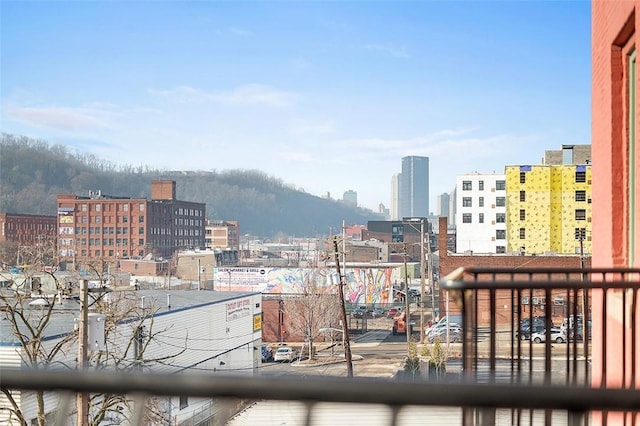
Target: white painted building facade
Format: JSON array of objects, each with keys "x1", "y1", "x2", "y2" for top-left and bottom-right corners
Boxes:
[
  {"x1": 455, "y1": 173, "x2": 507, "y2": 254},
  {"x1": 0, "y1": 290, "x2": 262, "y2": 425}
]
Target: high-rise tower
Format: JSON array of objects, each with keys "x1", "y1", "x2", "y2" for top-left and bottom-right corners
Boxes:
[{"x1": 399, "y1": 156, "x2": 429, "y2": 218}]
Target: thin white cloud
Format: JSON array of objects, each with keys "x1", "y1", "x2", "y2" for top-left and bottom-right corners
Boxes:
[
  {"x1": 279, "y1": 151, "x2": 314, "y2": 163},
  {"x1": 364, "y1": 43, "x2": 410, "y2": 59},
  {"x1": 148, "y1": 84, "x2": 296, "y2": 107},
  {"x1": 214, "y1": 26, "x2": 253, "y2": 37},
  {"x1": 290, "y1": 120, "x2": 335, "y2": 135},
  {"x1": 3, "y1": 105, "x2": 110, "y2": 131}
]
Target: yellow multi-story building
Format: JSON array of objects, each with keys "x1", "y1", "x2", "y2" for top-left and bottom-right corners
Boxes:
[{"x1": 505, "y1": 164, "x2": 592, "y2": 255}]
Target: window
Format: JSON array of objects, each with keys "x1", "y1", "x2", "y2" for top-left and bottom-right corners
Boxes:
[
  {"x1": 496, "y1": 246, "x2": 506, "y2": 253},
  {"x1": 479, "y1": 180, "x2": 484, "y2": 190},
  {"x1": 81, "y1": 216, "x2": 87, "y2": 224},
  {"x1": 462, "y1": 180, "x2": 472, "y2": 190},
  {"x1": 519, "y1": 191, "x2": 526, "y2": 202},
  {"x1": 479, "y1": 213, "x2": 484, "y2": 223},
  {"x1": 496, "y1": 180, "x2": 506, "y2": 190},
  {"x1": 520, "y1": 209, "x2": 526, "y2": 221},
  {"x1": 496, "y1": 230, "x2": 506, "y2": 240},
  {"x1": 496, "y1": 197, "x2": 506, "y2": 207},
  {"x1": 462, "y1": 213, "x2": 472, "y2": 223},
  {"x1": 95, "y1": 216, "x2": 101, "y2": 223},
  {"x1": 139, "y1": 215, "x2": 144, "y2": 223},
  {"x1": 519, "y1": 228, "x2": 526, "y2": 239},
  {"x1": 462, "y1": 197, "x2": 472, "y2": 207},
  {"x1": 139, "y1": 227, "x2": 144, "y2": 234},
  {"x1": 496, "y1": 213, "x2": 506, "y2": 223},
  {"x1": 179, "y1": 395, "x2": 189, "y2": 409},
  {"x1": 575, "y1": 228, "x2": 586, "y2": 240},
  {"x1": 139, "y1": 203, "x2": 145, "y2": 211},
  {"x1": 575, "y1": 190, "x2": 587, "y2": 202},
  {"x1": 479, "y1": 197, "x2": 484, "y2": 207},
  {"x1": 123, "y1": 204, "x2": 129, "y2": 211},
  {"x1": 575, "y1": 171, "x2": 586, "y2": 183},
  {"x1": 95, "y1": 204, "x2": 101, "y2": 212},
  {"x1": 575, "y1": 209, "x2": 586, "y2": 220},
  {"x1": 520, "y1": 172, "x2": 526, "y2": 183},
  {"x1": 82, "y1": 204, "x2": 88, "y2": 212}
]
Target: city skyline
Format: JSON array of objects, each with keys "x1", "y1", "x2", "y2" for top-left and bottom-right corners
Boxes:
[{"x1": 1, "y1": 2, "x2": 591, "y2": 211}]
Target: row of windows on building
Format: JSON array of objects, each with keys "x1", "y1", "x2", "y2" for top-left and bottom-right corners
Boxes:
[
  {"x1": 67, "y1": 226, "x2": 202, "y2": 237},
  {"x1": 461, "y1": 171, "x2": 588, "y2": 193},
  {"x1": 461, "y1": 180, "x2": 507, "y2": 191},
  {"x1": 462, "y1": 209, "x2": 588, "y2": 224},
  {"x1": 76, "y1": 204, "x2": 203, "y2": 216},
  {"x1": 462, "y1": 213, "x2": 506, "y2": 224},
  {"x1": 2, "y1": 223, "x2": 56, "y2": 231},
  {"x1": 490, "y1": 227, "x2": 587, "y2": 241},
  {"x1": 79, "y1": 203, "x2": 145, "y2": 212},
  {"x1": 59, "y1": 238, "x2": 145, "y2": 246},
  {"x1": 77, "y1": 215, "x2": 145, "y2": 224},
  {"x1": 461, "y1": 191, "x2": 589, "y2": 208}
]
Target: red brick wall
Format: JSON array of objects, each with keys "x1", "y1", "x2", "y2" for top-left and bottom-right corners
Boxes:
[{"x1": 591, "y1": 0, "x2": 640, "y2": 405}]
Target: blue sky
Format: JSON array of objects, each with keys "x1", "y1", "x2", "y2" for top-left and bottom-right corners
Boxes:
[{"x1": 1, "y1": 1, "x2": 591, "y2": 212}]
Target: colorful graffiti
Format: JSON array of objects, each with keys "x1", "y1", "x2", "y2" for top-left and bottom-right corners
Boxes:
[{"x1": 215, "y1": 266, "x2": 404, "y2": 301}]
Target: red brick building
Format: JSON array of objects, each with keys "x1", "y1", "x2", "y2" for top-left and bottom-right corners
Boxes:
[
  {"x1": 0, "y1": 213, "x2": 57, "y2": 245},
  {"x1": 57, "y1": 180, "x2": 205, "y2": 270}
]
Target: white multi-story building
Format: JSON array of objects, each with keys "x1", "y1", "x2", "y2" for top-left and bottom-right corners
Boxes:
[{"x1": 455, "y1": 173, "x2": 507, "y2": 254}]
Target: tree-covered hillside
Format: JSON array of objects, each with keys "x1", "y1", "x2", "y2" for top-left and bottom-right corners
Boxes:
[{"x1": 0, "y1": 134, "x2": 381, "y2": 237}]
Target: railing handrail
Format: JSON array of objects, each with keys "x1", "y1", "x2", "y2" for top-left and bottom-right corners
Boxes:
[
  {"x1": 441, "y1": 266, "x2": 640, "y2": 290},
  {"x1": 2, "y1": 368, "x2": 640, "y2": 413}
]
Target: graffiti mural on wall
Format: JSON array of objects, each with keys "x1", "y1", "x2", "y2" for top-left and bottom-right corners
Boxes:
[{"x1": 214, "y1": 266, "x2": 404, "y2": 300}]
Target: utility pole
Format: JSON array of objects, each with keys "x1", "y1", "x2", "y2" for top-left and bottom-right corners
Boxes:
[
  {"x1": 403, "y1": 242, "x2": 411, "y2": 349},
  {"x1": 77, "y1": 279, "x2": 88, "y2": 426},
  {"x1": 419, "y1": 219, "x2": 426, "y2": 343},
  {"x1": 333, "y1": 237, "x2": 354, "y2": 378},
  {"x1": 576, "y1": 228, "x2": 588, "y2": 365}
]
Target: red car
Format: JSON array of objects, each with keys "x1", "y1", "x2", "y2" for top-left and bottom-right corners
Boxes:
[{"x1": 387, "y1": 307, "x2": 400, "y2": 318}]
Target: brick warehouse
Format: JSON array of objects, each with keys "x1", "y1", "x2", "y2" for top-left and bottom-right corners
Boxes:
[
  {"x1": 57, "y1": 180, "x2": 205, "y2": 271},
  {"x1": 438, "y1": 217, "x2": 590, "y2": 325}
]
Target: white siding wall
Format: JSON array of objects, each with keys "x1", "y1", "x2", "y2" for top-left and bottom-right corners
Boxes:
[
  {"x1": 1, "y1": 292, "x2": 261, "y2": 425},
  {"x1": 455, "y1": 173, "x2": 507, "y2": 253}
]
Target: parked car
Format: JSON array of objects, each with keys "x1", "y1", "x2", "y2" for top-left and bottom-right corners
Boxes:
[
  {"x1": 274, "y1": 347, "x2": 295, "y2": 362},
  {"x1": 516, "y1": 324, "x2": 545, "y2": 340},
  {"x1": 387, "y1": 307, "x2": 400, "y2": 318},
  {"x1": 371, "y1": 308, "x2": 385, "y2": 318},
  {"x1": 261, "y1": 345, "x2": 273, "y2": 363},
  {"x1": 425, "y1": 323, "x2": 463, "y2": 343},
  {"x1": 531, "y1": 327, "x2": 566, "y2": 343},
  {"x1": 352, "y1": 306, "x2": 368, "y2": 318}
]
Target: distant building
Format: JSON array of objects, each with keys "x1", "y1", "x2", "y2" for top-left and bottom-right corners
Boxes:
[
  {"x1": 56, "y1": 180, "x2": 205, "y2": 270},
  {"x1": 205, "y1": 220, "x2": 239, "y2": 250},
  {"x1": 505, "y1": 163, "x2": 592, "y2": 255},
  {"x1": 342, "y1": 190, "x2": 357, "y2": 207},
  {"x1": 0, "y1": 213, "x2": 57, "y2": 246},
  {"x1": 390, "y1": 174, "x2": 400, "y2": 220},
  {"x1": 436, "y1": 193, "x2": 450, "y2": 218},
  {"x1": 455, "y1": 173, "x2": 507, "y2": 254},
  {"x1": 377, "y1": 203, "x2": 389, "y2": 219},
  {"x1": 449, "y1": 187, "x2": 457, "y2": 226},
  {"x1": 399, "y1": 156, "x2": 430, "y2": 218}
]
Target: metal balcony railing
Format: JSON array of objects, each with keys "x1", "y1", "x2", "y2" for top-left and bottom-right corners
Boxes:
[
  {"x1": 440, "y1": 266, "x2": 640, "y2": 426},
  {"x1": 2, "y1": 267, "x2": 640, "y2": 426}
]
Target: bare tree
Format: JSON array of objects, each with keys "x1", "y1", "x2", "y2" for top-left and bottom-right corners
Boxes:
[
  {"x1": 0, "y1": 249, "x2": 185, "y2": 426},
  {"x1": 286, "y1": 270, "x2": 341, "y2": 360}
]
